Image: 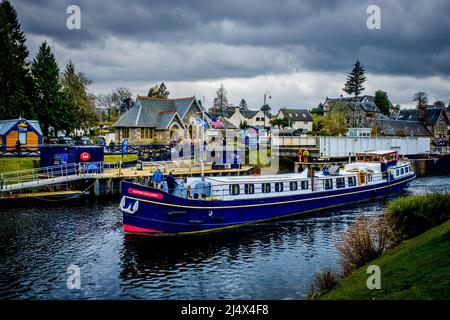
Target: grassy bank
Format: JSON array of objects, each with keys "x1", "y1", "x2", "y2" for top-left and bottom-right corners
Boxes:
[
  {"x1": 320, "y1": 219, "x2": 450, "y2": 300},
  {"x1": 0, "y1": 154, "x2": 138, "y2": 173}
]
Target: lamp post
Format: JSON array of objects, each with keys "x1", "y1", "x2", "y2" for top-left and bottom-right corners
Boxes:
[{"x1": 263, "y1": 91, "x2": 272, "y2": 128}]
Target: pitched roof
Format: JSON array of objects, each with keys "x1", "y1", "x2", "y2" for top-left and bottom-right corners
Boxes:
[
  {"x1": 325, "y1": 95, "x2": 381, "y2": 113},
  {"x1": 278, "y1": 108, "x2": 313, "y2": 121},
  {"x1": 370, "y1": 114, "x2": 431, "y2": 136},
  {"x1": 113, "y1": 96, "x2": 196, "y2": 128},
  {"x1": 0, "y1": 119, "x2": 42, "y2": 136},
  {"x1": 390, "y1": 105, "x2": 448, "y2": 126}
]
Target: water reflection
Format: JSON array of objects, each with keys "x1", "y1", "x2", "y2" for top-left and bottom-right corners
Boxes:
[{"x1": 0, "y1": 176, "x2": 448, "y2": 299}]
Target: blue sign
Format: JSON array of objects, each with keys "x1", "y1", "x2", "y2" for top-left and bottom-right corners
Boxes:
[{"x1": 122, "y1": 139, "x2": 128, "y2": 154}]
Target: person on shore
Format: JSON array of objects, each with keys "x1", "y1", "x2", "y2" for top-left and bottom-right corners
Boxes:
[
  {"x1": 151, "y1": 167, "x2": 163, "y2": 189},
  {"x1": 109, "y1": 141, "x2": 115, "y2": 153},
  {"x1": 166, "y1": 171, "x2": 177, "y2": 195},
  {"x1": 15, "y1": 139, "x2": 22, "y2": 156}
]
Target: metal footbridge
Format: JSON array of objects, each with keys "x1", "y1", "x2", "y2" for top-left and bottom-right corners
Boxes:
[{"x1": 0, "y1": 162, "x2": 107, "y2": 192}]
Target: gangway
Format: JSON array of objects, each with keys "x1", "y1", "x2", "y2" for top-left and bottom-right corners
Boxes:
[{"x1": 0, "y1": 162, "x2": 106, "y2": 192}]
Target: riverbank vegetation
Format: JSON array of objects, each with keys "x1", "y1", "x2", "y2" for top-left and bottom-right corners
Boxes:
[{"x1": 308, "y1": 193, "x2": 450, "y2": 300}]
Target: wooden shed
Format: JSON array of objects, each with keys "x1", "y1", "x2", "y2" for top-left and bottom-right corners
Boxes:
[{"x1": 0, "y1": 118, "x2": 43, "y2": 152}]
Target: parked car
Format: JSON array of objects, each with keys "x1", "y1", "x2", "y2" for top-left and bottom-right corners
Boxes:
[
  {"x1": 96, "y1": 136, "x2": 107, "y2": 146},
  {"x1": 57, "y1": 136, "x2": 76, "y2": 145},
  {"x1": 75, "y1": 136, "x2": 93, "y2": 145}
]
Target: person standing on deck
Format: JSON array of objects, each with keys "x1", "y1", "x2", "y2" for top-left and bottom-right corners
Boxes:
[
  {"x1": 166, "y1": 171, "x2": 177, "y2": 195},
  {"x1": 175, "y1": 175, "x2": 186, "y2": 197},
  {"x1": 151, "y1": 167, "x2": 163, "y2": 189},
  {"x1": 302, "y1": 149, "x2": 309, "y2": 163}
]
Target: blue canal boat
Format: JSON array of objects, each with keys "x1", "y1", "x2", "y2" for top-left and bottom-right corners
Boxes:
[{"x1": 120, "y1": 150, "x2": 416, "y2": 236}]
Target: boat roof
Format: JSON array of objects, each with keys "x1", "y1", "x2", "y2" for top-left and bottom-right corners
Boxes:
[{"x1": 357, "y1": 150, "x2": 397, "y2": 155}]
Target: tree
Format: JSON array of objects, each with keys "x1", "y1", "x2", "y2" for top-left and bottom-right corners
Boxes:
[
  {"x1": 312, "y1": 115, "x2": 325, "y2": 133},
  {"x1": 239, "y1": 120, "x2": 248, "y2": 129},
  {"x1": 270, "y1": 117, "x2": 289, "y2": 129},
  {"x1": 343, "y1": 60, "x2": 367, "y2": 97},
  {"x1": 61, "y1": 61, "x2": 97, "y2": 131},
  {"x1": 147, "y1": 83, "x2": 169, "y2": 98},
  {"x1": 310, "y1": 102, "x2": 324, "y2": 116},
  {"x1": 323, "y1": 111, "x2": 347, "y2": 136},
  {"x1": 31, "y1": 42, "x2": 67, "y2": 137},
  {"x1": 95, "y1": 93, "x2": 118, "y2": 122},
  {"x1": 0, "y1": 0, "x2": 34, "y2": 119},
  {"x1": 112, "y1": 87, "x2": 132, "y2": 114},
  {"x1": 413, "y1": 92, "x2": 428, "y2": 108},
  {"x1": 374, "y1": 90, "x2": 391, "y2": 116},
  {"x1": 239, "y1": 98, "x2": 248, "y2": 110},
  {"x1": 209, "y1": 84, "x2": 229, "y2": 118}
]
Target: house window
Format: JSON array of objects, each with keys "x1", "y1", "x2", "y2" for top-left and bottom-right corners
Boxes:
[
  {"x1": 348, "y1": 176, "x2": 356, "y2": 187},
  {"x1": 346, "y1": 118, "x2": 351, "y2": 124},
  {"x1": 141, "y1": 128, "x2": 154, "y2": 139},
  {"x1": 324, "y1": 179, "x2": 333, "y2": 190},
  {"x1": 301, "y1": 181, "x2": 309, "y2": 190},
  {"x1": 18, "y1": 132, "x2": 27, "y2": 145},
  {"x1": 262, "y1": 183, "x2": 271, "y2": 193},
  {"x1": 229, "y1": 184, "x2": 240, "y2": 195},
  {"x1": 121, "y1": 128, "x2": 130, "y2": 139},
  {"x1": 336, "y1": 178, "x2": 345, "y2": 189},
  {"x1": 244, "y1": 184, "x2": 255, "y2": 194},
  {"x1": 275, "y1": 182, "x2": 284, "y2": 192},
  {"x1": 290, "y1": 181, "x2": 298, "y2": 191}
]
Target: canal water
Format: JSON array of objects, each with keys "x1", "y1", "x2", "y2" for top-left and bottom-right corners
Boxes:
[{"x1": 1, "y1": 175, "x2": 449, "y2": 300}]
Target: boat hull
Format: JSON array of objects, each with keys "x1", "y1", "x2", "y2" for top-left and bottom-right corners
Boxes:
[{"x1": 121, "y1": 174, "x2": 415, "y2": 236}]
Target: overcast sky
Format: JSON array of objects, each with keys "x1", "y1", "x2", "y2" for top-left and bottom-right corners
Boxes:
[{"x1": 13, "y1": 0, "x2": 450, "y2": 110}]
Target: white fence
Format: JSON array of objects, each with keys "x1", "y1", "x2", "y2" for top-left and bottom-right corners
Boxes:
[{"x1": 318, "y1": 136, "x2": 430, "y2": 158}]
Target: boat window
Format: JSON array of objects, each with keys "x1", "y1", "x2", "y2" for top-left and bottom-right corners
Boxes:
[
  {"x1": 396, "y1": 169, "x2": 399, "y2": 176},
  {"x1": 405, "y1": 166, "x2": 409, "y2": 173},
  {"x1": 229, "y1": 184, "x2": 240, "y2": 196},
  {"x1": 290, "y1": 181, "x2": 298, "y2": 191},
  {"x1": 324, "y1": 179, "x2": 333, "y2": 190},
  {"x1": 262, "y1": 183, "x2": 271, "y2": 193},
  {"x1": 275, "y1": 182, "x2": 284, "y2": 192},
  {"x1": 336, "y1": 178, "x2": 345, "y2": 188},
  {"x1": 244, "y1": 184, "x2": 255, "y2": 194},
  {"x1": 301, "y1": 181, "x2": 309, "y2": 190},
  {"x1": 368, "y1": 174, "x2": 372, "y2": 182},
  {"x1": 348, "y1": 176, "x2": 357, "y2": 187},
  {"x1": 400, "y1": 168, "x2": 404, "y2": 175}
]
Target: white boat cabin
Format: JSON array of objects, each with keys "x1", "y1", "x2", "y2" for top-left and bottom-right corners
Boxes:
[{"x1": 181, "y1": 150, "x2": 414, "y2": 201}]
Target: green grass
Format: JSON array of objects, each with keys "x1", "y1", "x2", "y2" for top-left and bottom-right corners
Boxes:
[
  {"x1": 0, "y1": 157, "x2": 38, "y2": 172},
  {"x1": 320, "y1": 219, "x2": 450, "y2": 300}
]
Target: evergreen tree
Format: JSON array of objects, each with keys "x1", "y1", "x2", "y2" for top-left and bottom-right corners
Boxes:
[
  {"x1": 310, "y1": 102, "x2": 324, "y2": 115},
  {"x1": 31, "y1": 42, "x2": 65, "y2": 137},
  {"x1": 147, "y1": 83, "x2": 170, "y2": 98},
  {"x1": 239, "y1": 98, "x2": 248, "y2": 110},
  {"x1": 0, "y1": 0, "x2": 34, "y2": 119},
  {"x1": 343, "y1": 60, "x2": 367, "y2": 97},
  {"x1": 158, "y1": 82, "x2": 169, "y2": 98},
  {"x1": 61, "y1": 60, "x2": 97, "y2": 131},
  {"x1": 374, "y1": 90, "x2": 392, "y2": 116}
]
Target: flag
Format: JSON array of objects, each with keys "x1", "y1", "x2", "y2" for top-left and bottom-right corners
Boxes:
[{"x1": 197, "y1": 117, "x2": 207, "y2": 128}]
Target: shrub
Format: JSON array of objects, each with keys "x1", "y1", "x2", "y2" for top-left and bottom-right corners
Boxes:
[
  {"x1": 385, "y1": 193, "x2": 450, "y2": 241},
  {"x1": 336, "y1": 216, "x2": 394, "y2": 275},
  {"x1": 308, "y1": 268, "x2": 340, "y2": 297}
]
